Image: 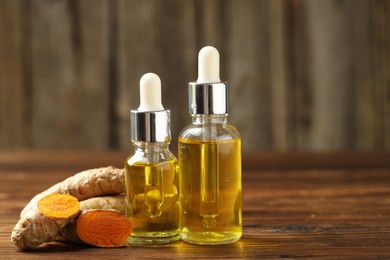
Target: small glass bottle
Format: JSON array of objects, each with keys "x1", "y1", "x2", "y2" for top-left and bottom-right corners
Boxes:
[
  {"x1": 125, "y1": 73, "x2": 180, "y2": 246},
  {"x1": 179, "y1": 46, "x2": 242, "y2": 244}
]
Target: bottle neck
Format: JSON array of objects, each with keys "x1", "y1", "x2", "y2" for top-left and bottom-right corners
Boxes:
[
  {"x1": 132, "y1": 141, "x2": 169, "y2": 152},
  {"x1": 191, "y1": 114, "x2": 228, "y2": 125}
]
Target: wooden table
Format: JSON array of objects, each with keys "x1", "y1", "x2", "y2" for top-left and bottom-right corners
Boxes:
[{"x1": 1, "y1": 151, "x2": 390, "y2": 259}]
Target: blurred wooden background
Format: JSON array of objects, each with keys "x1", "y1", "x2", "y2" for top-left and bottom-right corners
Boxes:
[{"x1": 0, "y1": 0, "x2": 389, "y2": 151}]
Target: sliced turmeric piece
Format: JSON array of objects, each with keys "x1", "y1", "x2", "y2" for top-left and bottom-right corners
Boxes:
[
  {"x1": 12, "y1": 193, "x2": 80, "y2": 250},
  {"x1": 76, "y1": 210, "x2": 132, "y2": 247},
  {"x1": 38, "y1": 193, "x2": 80, "y2": 219},
  {"x1": 57, "y1": 195, "x2": 130, "y2": 247}
]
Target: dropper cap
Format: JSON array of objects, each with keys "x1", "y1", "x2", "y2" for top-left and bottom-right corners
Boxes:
[
  {"x1": 131, "y1": 73, "x2": 171, "y2": 142},
  {"x1": 189, "y1": 46, "x2": 228, "y2": 115},
  {"x1": 138, "y1": 73, "x2": 164, "y2": 112}
]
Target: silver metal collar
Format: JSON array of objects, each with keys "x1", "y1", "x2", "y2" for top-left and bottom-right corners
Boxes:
[
  {"x1": 130, "y1": 110, "x2": 171, "y2": 142},
  {"x1": 188, "y1": 82, "x2": 229, "y2": 115}
]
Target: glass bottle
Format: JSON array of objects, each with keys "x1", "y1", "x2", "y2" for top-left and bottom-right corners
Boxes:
[
  {"x1": 179, "y1": 46, "x2": 242, "y2": 244},
  {"x1": 125, "y1": 73, "x2": 180, "y2": 246}
]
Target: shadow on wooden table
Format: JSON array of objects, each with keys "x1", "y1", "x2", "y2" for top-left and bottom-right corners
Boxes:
[
  {"x1": 17, "y1": 241, "x2": 91, "y2": 254},
  {"x1": 17, "y1": 239, "x2": 248, "y2": 258}
]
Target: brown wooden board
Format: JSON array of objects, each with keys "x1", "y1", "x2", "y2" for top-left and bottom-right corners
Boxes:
[{"x1": 1, "y1": 151, "x2": 390, "y2": 258}]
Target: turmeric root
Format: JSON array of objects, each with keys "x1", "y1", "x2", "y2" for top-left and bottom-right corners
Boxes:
[
  {"x1": 13, "y1": 167, "x2": 130, "y2": 249},
  {"x1": 57, "y1": 195, "x2": 129, "y2": 247},
  {"x1": 80, "y1": 195, "x2": 125, "y2": 214},
  {"x1": 21, "y1": 166, "x2": 124, "y2": 218},
  {"x1": 12, "y1": 193, "x2": 80, "y2": 250}
]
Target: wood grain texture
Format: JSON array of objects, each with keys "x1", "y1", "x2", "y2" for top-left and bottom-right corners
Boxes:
[
  {"x1": 30, "y1": 0, "x2": 110, "y2": 148},
  {"x1": 0, "y1": 0, "x2": 390, "y2": 151},
  {"x1": 226, "y1": 0, "x2": 272, "y2": 149},
  {"x1": 269, "y1": 0, "x2": 290, "y2": 150},
  {"x1": 307, "y1": 0, "x2": 354, "y2": 150},
  {"x1": 0, "y1": 0, "x2": 25, "y2": 148},
  {"x1": 1, "y1": 151, "x2": 390, "y2": 258},
  {"x1": 371, "y1": 0, "x2": 390, "y2": 150}
]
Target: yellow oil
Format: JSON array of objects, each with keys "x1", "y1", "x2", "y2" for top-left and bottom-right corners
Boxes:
[
  {"x1": 125, "y1": 159, "x2": 180, "y2": 246},
  {"x1": 179, "y1": 138, "x2": 242, "y2": 244}
]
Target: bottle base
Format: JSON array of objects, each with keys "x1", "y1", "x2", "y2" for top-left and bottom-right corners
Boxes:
[
  {"x1": 128, "y1": 232, "x2": 181, "y2": 247},
  {"x1": 181, "y1": 231, "x2": 241, "y2": 245}
]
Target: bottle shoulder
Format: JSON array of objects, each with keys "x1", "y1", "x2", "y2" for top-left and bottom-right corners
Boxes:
[
  {"x1": 125, "y1": 146, "x2": 177, "y2": 166},
  {"x1": 179, "y1": 121, "x2": 241, "y2": 141}
]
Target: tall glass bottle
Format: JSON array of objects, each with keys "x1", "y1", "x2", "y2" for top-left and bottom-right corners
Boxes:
[
  {"x1": 179, "y1": 46, "x2": 242, "y2": 244},
  {"x1": 125, "y1": 73, "x2": 180, "y2": 246}
]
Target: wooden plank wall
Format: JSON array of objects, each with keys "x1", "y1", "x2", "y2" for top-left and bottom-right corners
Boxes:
[{"x1": 0, "y1": 0, "x2": 389, "y2": 151}]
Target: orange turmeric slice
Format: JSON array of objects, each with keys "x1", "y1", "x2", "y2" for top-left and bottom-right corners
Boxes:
[
  {"x1": 38, "y1": 193, "x2": 80, "y2": 219},
  {"x1": 77, "y1": 210, "x2": 132, "y2": 247}
]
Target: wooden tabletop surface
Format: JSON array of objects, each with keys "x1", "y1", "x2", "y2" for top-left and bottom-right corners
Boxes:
[{"x1": 1, "y1": 150, "x2": 390, "y2": 259}]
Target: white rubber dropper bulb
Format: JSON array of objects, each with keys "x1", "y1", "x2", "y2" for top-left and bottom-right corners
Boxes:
[
  {"x1": 196, "y1": 46, "x2": 221, "y2": 83},
  {"x1": 138, "y1": 73, "x2": 164, "y2": 112}
]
